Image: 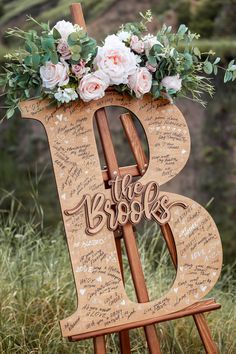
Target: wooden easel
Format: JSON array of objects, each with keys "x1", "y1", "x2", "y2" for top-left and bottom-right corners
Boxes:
[{"x1": 67, "y1": 4, "x2": 220, "y2": 353}]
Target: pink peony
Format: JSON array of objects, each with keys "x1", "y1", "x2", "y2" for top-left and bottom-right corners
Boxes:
[
  {"x1": 93, "y1": 35, "x2": 137, "y2": 85},
  {"x1": 128, "y1": 67, "x2": 152, "y2": 98}
]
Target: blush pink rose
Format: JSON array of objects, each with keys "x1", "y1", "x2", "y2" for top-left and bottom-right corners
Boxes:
[
  {"x1": 130, "y1": 35, "x2": 144, "y2": 54},
  {"x1": 128, "y1": 67, "x2": 152, "y2": 98},
  {"x1": 57, "y1": 39, "x2": 71, "y2": 60},
  {"x1": 39, "y1": 61, "x2": 69, "y2": 89},
  {"x1": 78, "y1": 70, "x2": 109, "y2": 102}
]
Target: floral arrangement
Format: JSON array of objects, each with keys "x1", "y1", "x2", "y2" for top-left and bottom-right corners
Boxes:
[{"x1": 0, "y1": 11, "x2": 236, "y2": 119}]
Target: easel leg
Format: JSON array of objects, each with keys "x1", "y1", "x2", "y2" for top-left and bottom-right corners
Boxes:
[
  {"x1": 193, "y1": 314, "x2": 218, "y2": 354},
  {"x1": 93, "y1": 336, "x2": 106, "y2": 354},
  {"x1": 96, "y1": 110, "x2": 162, "y2": 354},
  {"x1": 115, "y1": 236, "x2": 132, "y2": 354}
]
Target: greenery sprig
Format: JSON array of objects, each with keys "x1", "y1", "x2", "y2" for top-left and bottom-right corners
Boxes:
[{"x1": 0, "y1": 11, "x2": 235, "y2": 120}]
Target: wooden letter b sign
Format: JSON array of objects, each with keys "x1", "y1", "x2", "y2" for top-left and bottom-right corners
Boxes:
[{"x1": 20, "y1": 91, "x2": 222, "y2": 338}]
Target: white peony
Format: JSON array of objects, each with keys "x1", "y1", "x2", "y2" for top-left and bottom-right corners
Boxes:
[
  {"x1": 93, "y1": 34, "x2": 137, "y2": 85},
  {"x1": 52, "y1": 20, "x2": 75, "y2": 41},
  {"x1": 161, "y1": 74, "x2": 182, "y2": 92},
  {"x1": 128, "y1": 67, "x2": 152, "y2": 98},
  {"x1": 142, "y1": 34, "x2": 163, "y2": 56},
  {"x1": 54, "y1": 88, "x2": 78, "y2": 103},
  {"x1": 117, "y1": 30, "x2": 132, "y2": 42},
  {"x1": 78, "y1": 70, "x2": 110, "y2": 102},
  {"x1": 40, "y1": 61, "x2": 69, "y2": 89}
]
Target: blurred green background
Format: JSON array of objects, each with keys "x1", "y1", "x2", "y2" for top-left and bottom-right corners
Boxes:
[{"x1": 0, "y1": 0, "x2": 236, "y2": 266}]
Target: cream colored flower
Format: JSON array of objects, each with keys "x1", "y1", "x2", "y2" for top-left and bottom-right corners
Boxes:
[
  {"x1": 40, "y1": 61, "x2": 69, "y2": 89},
  {"x1": 54, "y1": 88, "x2": 78, "y2": 103},
  {"x1": 161, "y1": 74, "x2": 182, "y2": 91},
  {"x1": 94, "y1": 35, "x2": 137, "y2": 85}
]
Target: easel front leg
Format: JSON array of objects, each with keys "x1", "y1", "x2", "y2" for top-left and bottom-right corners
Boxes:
[{"x1": 94, "y1": 336, "x2": 106, "y2": 354}]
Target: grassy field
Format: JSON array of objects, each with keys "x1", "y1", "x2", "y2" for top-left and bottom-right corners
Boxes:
[{"x1": 0, "y1": 191, "x2": 235, "y2": 354}]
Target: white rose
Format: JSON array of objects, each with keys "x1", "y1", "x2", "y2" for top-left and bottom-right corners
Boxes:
[
  {"x1": 142, "y1": 34, "x2": 163, "y2": 56},
  {"x1": 52, "y1": 20, "x2": 74, "y2": 41},
  {"x1": 40, "y1": 61, "x2": 69, "y2": 89},
  {"x1": 54, "y1": 88, "x2": 78, "y2": 103},
  {"x1": 117, "y1": 30, "x2": 131, "y2": 42},
  {"x1": 161, "y1": 74, "x2": 182, "y2": 92},
  {"x1": 78, "y1": 70, "x2": 110, "y2": 102},
  {"x1": 130, "y1": 35, "x2": 144, "y2": 54},
  {"x1": 93, "y1": 34, "x2": 137, "y2": 85},
  {"x1": 128, "y1": 67, "x2": 152, "y2": 98}
]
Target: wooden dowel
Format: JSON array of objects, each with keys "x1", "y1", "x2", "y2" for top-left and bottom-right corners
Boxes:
[
  {"x1": 93, "y1": 336, "x2": 106, "y2": 354},
  {"x1": 70, "y1": 4, "x2": 107, "y2": 354},
  {"x1": 120, "y1": 113, "x2": 148, "y2": 175},
  {"x1": 70, "y1": 299, "x2": 221, "y2": 341},
  {"x1": 96, "y1": 108, "x2": 161, "y2": 354},
  {"x1": 120, "y1": 112, "x2": 219, "y2": 354},
  {"x1": 70, "y1": 3, "x2": 87, "y2": 30},
  {"x1": 102, "y1": 164, "x2": 140, "y2": 181}
]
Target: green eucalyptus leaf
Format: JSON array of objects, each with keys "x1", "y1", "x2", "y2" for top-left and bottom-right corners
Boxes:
[
  {"x1": 32, "y1": 54, "x2": 41, "y2": 68},
  {"x1": 148, "y1": 55, "x2": 157, "y2": 66},
  {"x1": 213, "y1": 65, "x2": 218, "y2": 75},
  {"x1": 7, "y1": 108, "x2": 15, "y2": 119},
  {"x1": 177, "y1": 24, "x2": 188, "y2": 35},
  {"x1": 68, "y1": 32, "x2": 79, "y2": 45},
  {"x1": 203, "y1": 61, "x2": 213, "y2": 75},
  {"x1": 71, "y1": 44, "x2": 82, "y2": 54},
  {"x1": 53, "y1": 28, "x2": 61, "y2": 40},
  {"x1": 228, "y1": 59, "x2": 235, "y2": 68},
  {"x1": 24, "y1": 56, "x2": 32, "y2": 66},
  {"x1": 71, "y1": 52, "x2": 81, "y2": 61},
  {"x1": 50, "y1": 51, "x2": 58, "y2": 64},
  {"x1": 41, "y1": 37, "x2": 55, "y2": 51},
  {"x1": 213, "y1": 57, "x2": 221, "y2": 65},
  {"x1": 42, "y1": 53, "x2": 51, "y2": 63},
  {"x1": 193, "y1": 47, "x2": 201, "y2": 58},
  {"x1": 25, "y1": 41, "x2": 38, "y2": 53},
  {"x1": 184, "y1": 53, "x2": 193, "y2": 70},
  {"x1": 229, "y1": 64, "x2": 236, "y2": 71}
]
